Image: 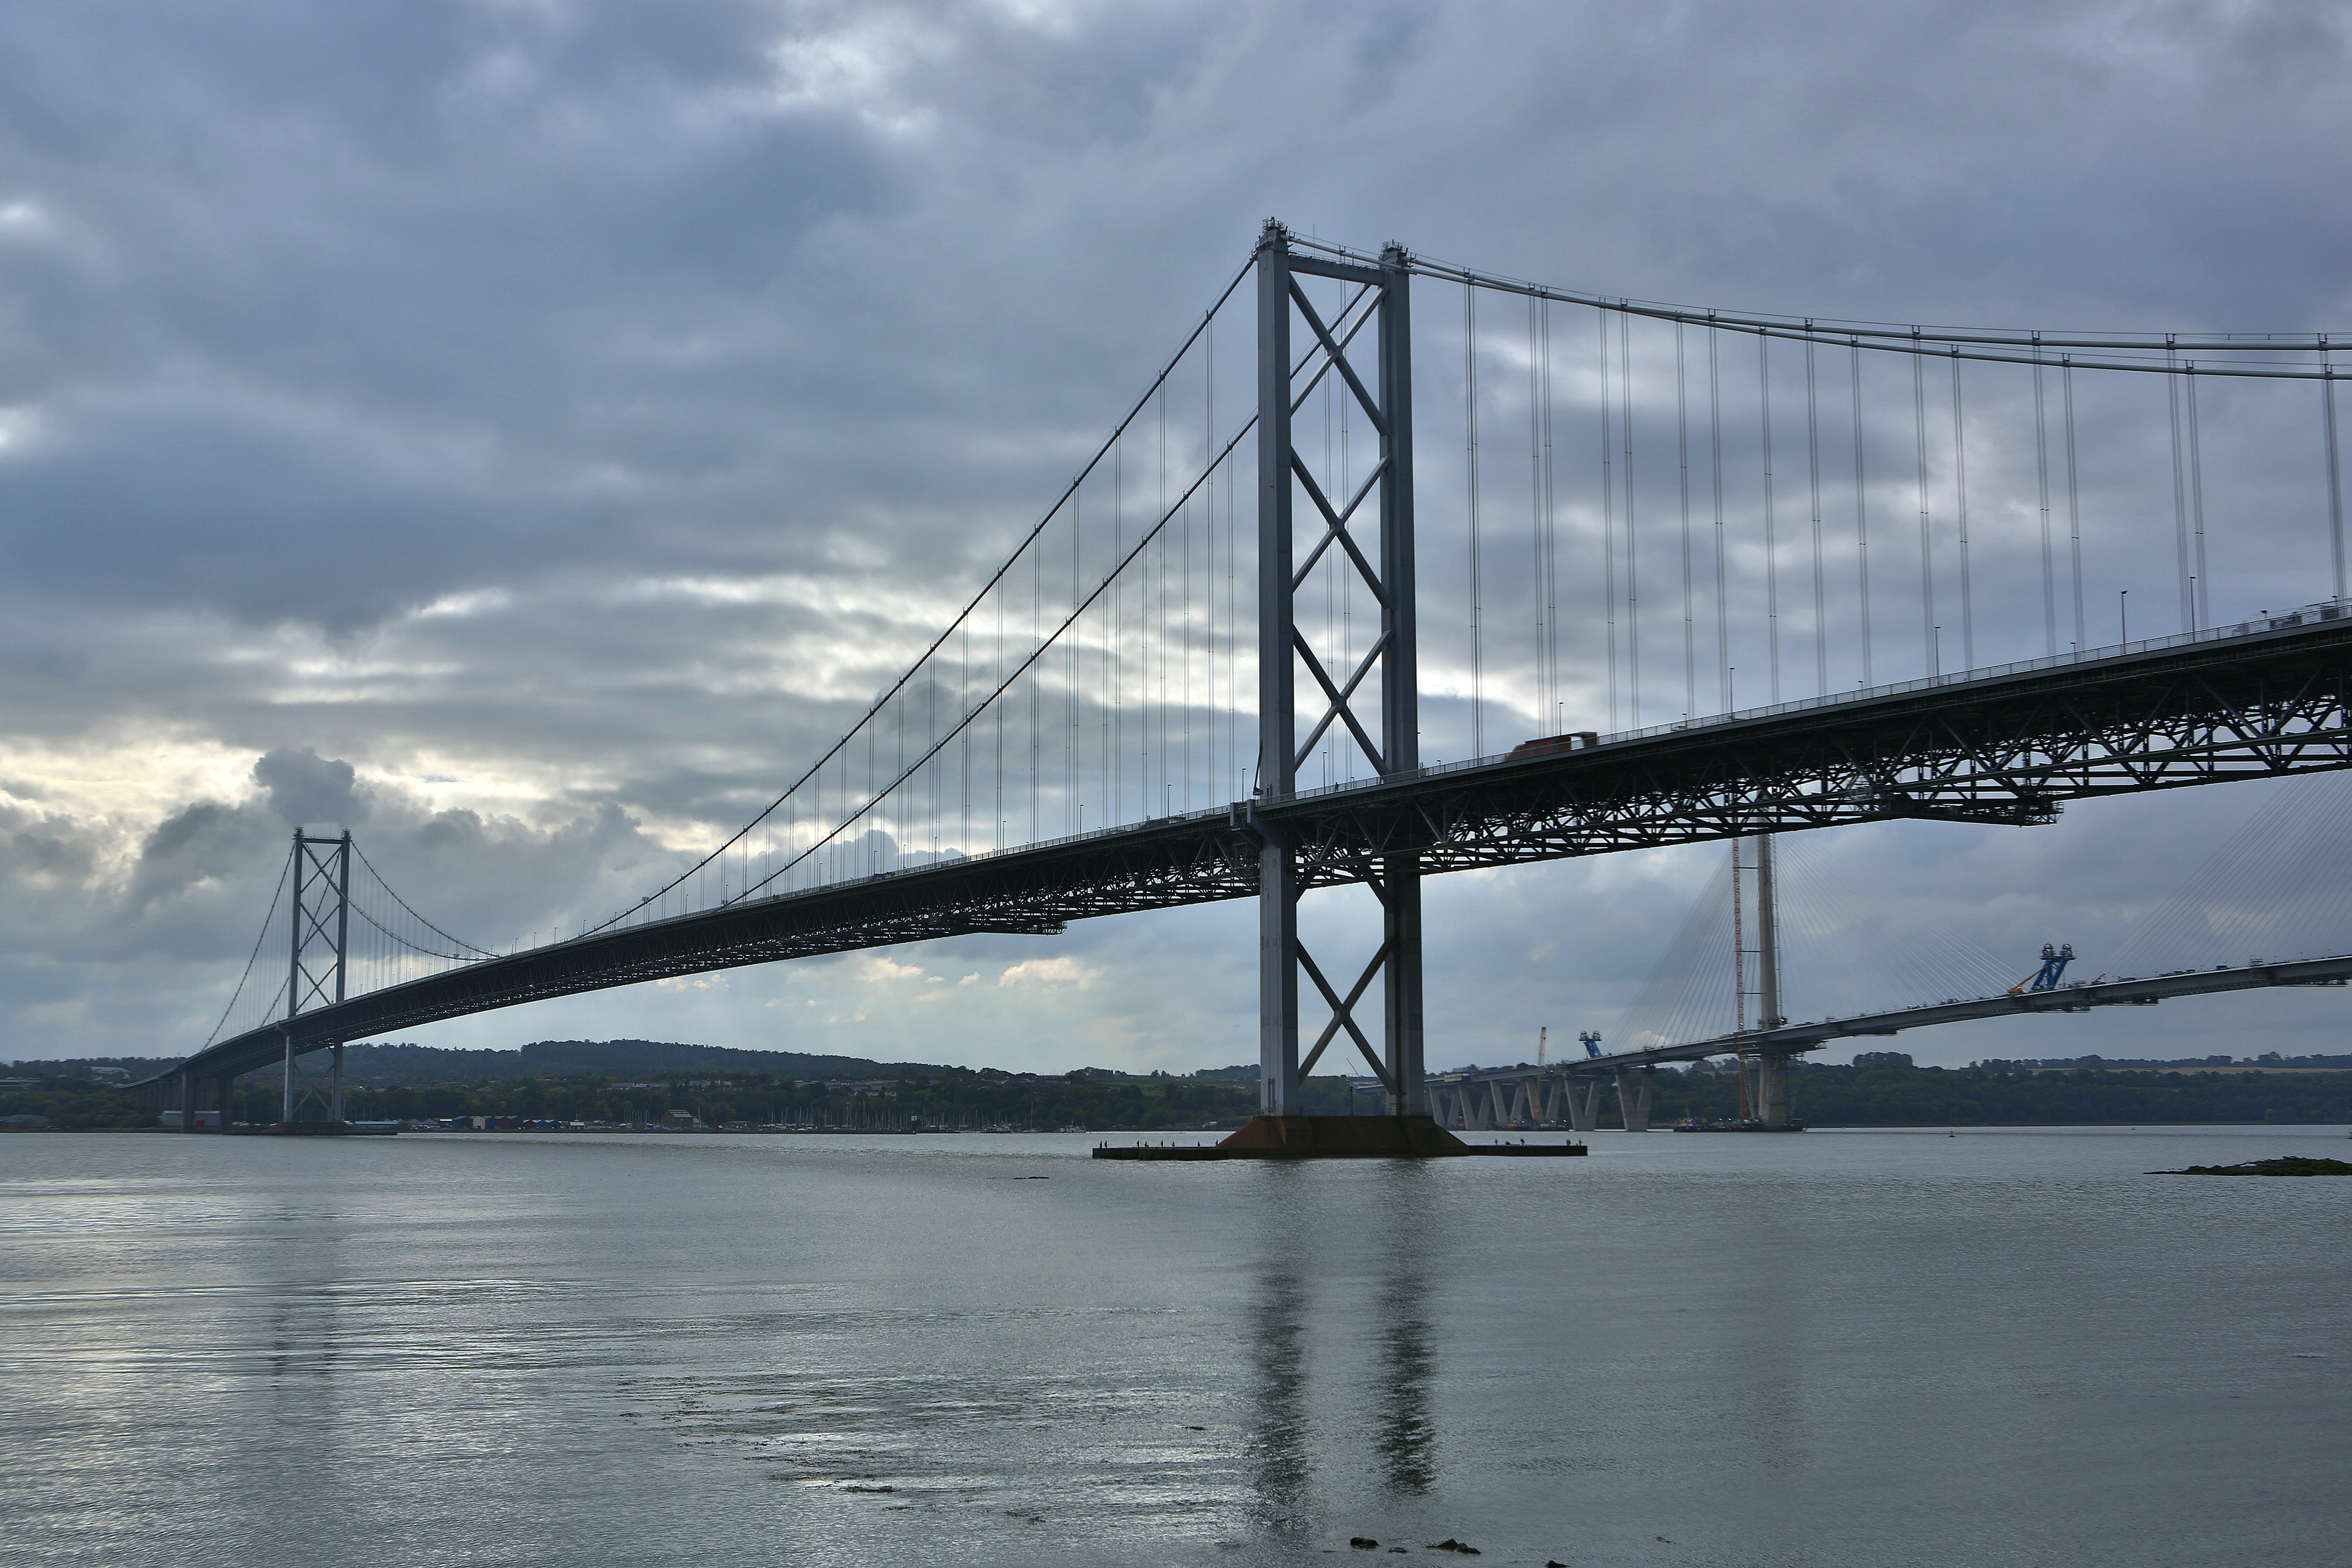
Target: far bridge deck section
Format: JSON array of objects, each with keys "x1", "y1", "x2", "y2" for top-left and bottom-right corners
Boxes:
[
  {"x1": 142, "y1": 607, "x2": 2352, "y2": 1117},
  {"x1": 1422, "y1": 952, "x2": 2352, "y2": 1133}
]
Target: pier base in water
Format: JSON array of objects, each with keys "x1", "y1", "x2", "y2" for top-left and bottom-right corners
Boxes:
[{"x1": 1092, "y1": 1115, "x2": 1585, "y2": 1160}]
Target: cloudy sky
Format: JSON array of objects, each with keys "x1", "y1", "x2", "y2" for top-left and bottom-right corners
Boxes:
[{"x1": 7, "y1": 0, "x2": 2352, "y2": 1074}]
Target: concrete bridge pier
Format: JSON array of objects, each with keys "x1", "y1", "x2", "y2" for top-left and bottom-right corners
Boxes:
[
  {"x1": 1564, "y1": 1077, "x2": 1604, "y2": 1134},
  {"x1": 277, "y1": 1034, "x2": 348, "y2": 1127},
  {"x1": 1442, "y1": 1081, "x2": 1499, "y2": 1131},
  {"x1": 163, "y1": 1068, "x2": 231, "y2": 1131},
  {"x1": 1757, "y1": 1050, "x2": 1793, "y2": 1127},
  {"x1": 1440, "y1": 1083, "x2": 1469, "y2": 1128},
  {"x1": 1614, "y1": 1067, "x2": 1656, "y2": 1132}
]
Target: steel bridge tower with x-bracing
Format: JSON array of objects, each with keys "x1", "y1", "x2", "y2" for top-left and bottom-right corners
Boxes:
[
  {"x1": 1232, "y1": 221, "x2": 1453, "y2": 1152},
  {"x1": 279, "y1": 829, "x2": 353, "y2": 1127}
]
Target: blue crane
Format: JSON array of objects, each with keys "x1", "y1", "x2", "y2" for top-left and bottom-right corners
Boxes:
[{"x1": 2009, "y1": 943, "x2": 2075, "y2": 995}]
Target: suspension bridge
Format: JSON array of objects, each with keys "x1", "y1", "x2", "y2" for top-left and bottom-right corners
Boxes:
[{"x1": 131, "y1": 222, "x2": 2352, "y2": 1147}]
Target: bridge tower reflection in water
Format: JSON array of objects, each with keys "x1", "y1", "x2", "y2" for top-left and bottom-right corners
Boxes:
[{"x1": 1244, "y1": 1164, "x2": 1437, "y2": 1539}]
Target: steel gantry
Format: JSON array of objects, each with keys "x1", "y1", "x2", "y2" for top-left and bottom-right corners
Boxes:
[{"x1": 1248, "y1": 221, "x2": 1424, "y2": 1117}]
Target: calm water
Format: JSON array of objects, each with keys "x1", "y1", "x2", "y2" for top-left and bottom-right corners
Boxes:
[{"x1": 4, "y1": 1124, "x2": 2346, "y2": 1567}]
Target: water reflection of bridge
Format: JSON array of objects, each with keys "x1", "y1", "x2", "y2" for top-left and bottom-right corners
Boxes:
[{"x1": 1245, "y1": 1161, "x2": 1437, "y2": 1542}]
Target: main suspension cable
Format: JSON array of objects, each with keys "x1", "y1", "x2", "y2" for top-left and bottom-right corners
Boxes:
[
  {"x1": 203, "y1": 841, "x2": 295, "y2": 1046},
  {"x1": 351, "y1": 841, "x2": 497, "y2": 957},
  {"x1": 733, "y1": 414, "x2": 1261, "y2": 904},
  {"x1": 586, "y1": 253, "x2": 1259, "y2": 937}
]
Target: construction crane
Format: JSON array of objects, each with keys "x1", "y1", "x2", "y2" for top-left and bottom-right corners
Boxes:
[
  {"x1": 1534, "y1": 1027, "x2": 1548, "y2": 1127},
  {"x1": 2008, "y1": 943, "x2": 2075, "y2": 995}
]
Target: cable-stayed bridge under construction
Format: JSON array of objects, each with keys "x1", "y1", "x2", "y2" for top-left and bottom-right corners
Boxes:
[
  {"x1": 1420, "y1": 925, "x2": 2352, "y2": 1137},
  {"x1": 131, "y1": 223, "x2": 2352, "y2": 1144},
  {"x1": 1425, "y1": 756, "x2": 2352, "y2": 1134}
]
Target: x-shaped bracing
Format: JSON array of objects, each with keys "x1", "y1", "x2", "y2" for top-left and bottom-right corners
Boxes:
[
  {"x1": 1297, "y1": 936, "x2": 1394, "y2": 1090},
  {"x1": 1286, "y1": 280, "x2": 1396, "y2": 785},
  {"x1": 290, "y1": 844, "x2": 346, "y2": 1017}
]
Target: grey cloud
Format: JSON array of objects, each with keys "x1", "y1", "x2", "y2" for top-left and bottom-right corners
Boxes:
[
  {"x1": 0, "y1": 746, "x2": 703, "y2": 1057},
  {"x1": 253, "y1": 747, "x2": 372, "y2": 828}
]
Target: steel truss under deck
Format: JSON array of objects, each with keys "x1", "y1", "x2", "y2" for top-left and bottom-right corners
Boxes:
[{"x1": 142, "y1": 609, "x2": 2352, "y2": 1102}]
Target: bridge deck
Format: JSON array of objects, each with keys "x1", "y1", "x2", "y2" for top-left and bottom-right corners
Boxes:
[
  {"x1": 144, "y1": 608, "x2": 2352, "y2": 1089},
  {"x1": 1432, "y1": 952, "x2": 2352, "y2": 1087}
]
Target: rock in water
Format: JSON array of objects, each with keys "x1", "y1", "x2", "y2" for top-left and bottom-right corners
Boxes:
[{"x1": 2154, "y1": 1156, "x2": 2352, "y2": 1176}]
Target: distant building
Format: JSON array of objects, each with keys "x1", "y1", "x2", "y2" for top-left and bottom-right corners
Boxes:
[
  {"x1": 660, "y1": 1109, "x2": 705, "y2": 1131},
  {"x1": 1, "y1": 1114, "x2": 49, "y2": 1130}
]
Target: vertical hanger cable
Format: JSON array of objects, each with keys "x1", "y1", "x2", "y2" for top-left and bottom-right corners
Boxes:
[
  {"x1": 1678, "y1": 319, "x2": 1696, "y2": 716},
  {"x1": 1850, "y1": 340, "x2": 1872, "y2": 686},
  {"x1": 2064, "y1": 358, "x2": 2086, "y2": 650},
  {"x1": 1466, "y1": 282, "x2": 1484, "y2": 756},
  {"x1": 1710, "y1": 324, "x2": 1730, "y2": 713},
  {"x1": 1759, "y1": 331, "x2": 1780, "y2": 701},
  {"x1": 1600, "y1": 303, "x2": 1618, "y2": 730},
  {"x1": 1623, "y1": 308, "x2": 1641, "y2": 723},
  {"x1": 2033, "y1": 344, "x2": 2057, "y2": 656},
  {"x1": 1913, "y1": 335, "x2": 1935, "y2": 675},
  {"x1": 1951, "y1": 349, "x2": 1973, "y2": 669}
]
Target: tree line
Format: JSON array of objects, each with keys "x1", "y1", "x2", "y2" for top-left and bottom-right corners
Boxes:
[
  {"x1": 309, "y1": 1070, "x2": 1360, "y2": 1130},
  {"x1": 1667, "y1": 1061, "x2": 2352, "y2": 1126},
  {"x1": 4, "y1": 1061, "x2": 2347, "y2": 1131}
]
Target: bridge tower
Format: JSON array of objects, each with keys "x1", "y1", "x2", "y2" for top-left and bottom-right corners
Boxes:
[
  {"x1": 1750, "y1": 832, "x2": 1797, "y2": 1127},
  {"x1": 282, "y1": 829, "x2": 352, "y2": 1125},
  {"x1": 1251, "y1": 221, "x2": 1425, "y2": 1120}
]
